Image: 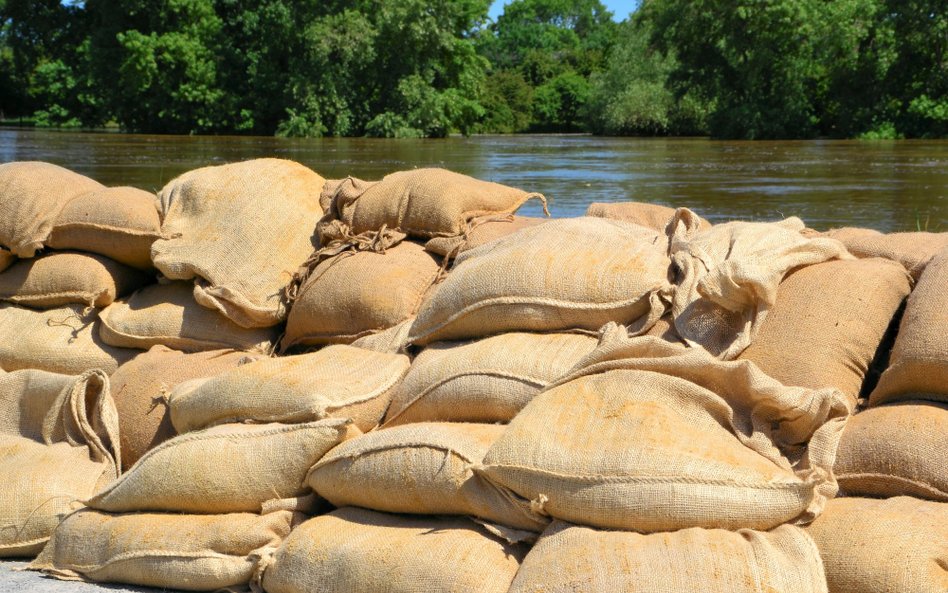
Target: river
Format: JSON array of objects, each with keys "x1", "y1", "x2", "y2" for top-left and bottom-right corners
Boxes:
[{"x1": 1, "y1": 128, "x2": 945, "y2": 232}]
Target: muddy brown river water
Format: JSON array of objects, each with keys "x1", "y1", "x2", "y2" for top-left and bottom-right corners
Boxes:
[{"x1": 1, "y1": 128, "x2": 945, "y2": 232}]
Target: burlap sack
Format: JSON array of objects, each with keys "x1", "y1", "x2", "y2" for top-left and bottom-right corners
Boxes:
[
  {"x1": 586, "y1": 201, "x2": 712, "y2": 232},
  {"x1": 307, "y1": 422, "x2": 548, "y2": 531},
  {"x1": 0, "y1": 251, "x2": 151, "y2": 309},
  {"x1": 0, "y1": 161, "x2": 104, "y2": 257},
  {"x1": 739, "y1": 258, "x2": 910, "y2": 403},
  {"x1": 0, "y1": 369, "x2": 120, "y2": 557},
  {"x1": 0, "y1": 248, "x2": 14, "y2": 273},
  {"x1": 283, "y1": 240, "x2": 441, "y2": 348},
  {"x1": 0, "y1": 304, "x2": 134, "y2": 375},
  {"x1": 669, "y1": 209, "x2": 850, "y2": 358},
  {"x1": 318, "y1": 168, "x2": 547, "y2": 241},
  {"x1": 409, "y1": 217, "x2": 672, "y2": 345},
  {"x1": 424, "y1": 216, "x2": 547, "y2": 259},
  {"x1": 98, "y1": 282, "x2": 276, "y2": 353},
  {"x1": 349, "y1": 317, "x2": 414, "y2": 353},
  {"x1": 262, "y1": 507, "x2": 527, "y2": 593},
  {"x1": 110, "y1": 346, "x2": 260, "y2": 470},
  {"x1": 169, "y1": 345, "x2": 410, "y2": 434},
  {"x1": 478, "y1": 326, "x2": 851, "y2": 532},
  {"x1": 152, "y1": 158, "x2": 324, "y2": 328},
  {"x1": 86, "y1": 419, "x2": 354, "y2": 514},
  {"x1": 805, "y1": 496, "x2": 948, "y2": 593},
  {"x1": 510, "y1": 521, "x2": 826, "y2": 593},
  {"x1": 29, "y1": 508, "x2": 294, "y2": 591},
  {"x1": 835, "y1": 402, "x2": 948, "y2": 501},
  {"x1": 384, "y1": 332, "x2": 598, "y2": 425},
  {"x1": 47, "y1": 186, "x2": 161, "y2": 270},
  {"x1": 818, "y1": 227, "x2": 948, "y2": 279},
  {"x1": 870, "y1": 246, "x2": 948, "y2": 406}
]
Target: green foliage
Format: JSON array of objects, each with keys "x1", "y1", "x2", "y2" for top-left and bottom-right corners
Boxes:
[{"x1": 477, "y1": 69, "x2": 534, "y2": 133}]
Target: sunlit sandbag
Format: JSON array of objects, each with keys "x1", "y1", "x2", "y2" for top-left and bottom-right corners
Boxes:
[
  {"x1": 817, "y1": 226, "x2": 948, "y2": 280},
  {"x1": 424, "y1": 215, "x2": 547, "y2": 259},
  {"x1": 586, "y1": 200, "x2": 712, "y2": 232},
  {"x1": 0, "y1": 369, "x2": 120, "y2": 557},
  {"x1": 152, "y1": 158, "x2": 324, "y2": 327},
  {"x1": 0, "y1": 161, "x2": 104, "y2": 257}
]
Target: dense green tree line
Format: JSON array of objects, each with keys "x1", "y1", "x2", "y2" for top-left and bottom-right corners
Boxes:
[{"x1": 0, "y1": 0, "x2": 945, "y2": 138}]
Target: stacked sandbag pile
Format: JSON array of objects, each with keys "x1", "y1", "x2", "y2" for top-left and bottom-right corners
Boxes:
[
  {"x1": 281, "y1": 168, "x2": 547, "y2": 349},
  {"x1": 0, "y1": 161, "x2": 942, "y2": 592},
  {"x1": 0, "y1": 161, "x2": 158, "y2": 374},
  {"x1": 99, "y1": 158, "x2": 325, "y2": 354}
]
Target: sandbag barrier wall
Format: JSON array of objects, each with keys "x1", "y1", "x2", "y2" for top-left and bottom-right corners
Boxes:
[{"x1": 0, "y1": 159, "x2": 945, "y2": 593}]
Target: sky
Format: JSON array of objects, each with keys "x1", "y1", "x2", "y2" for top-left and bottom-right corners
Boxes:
[{"x1": 488, "y1": 0, "x2": 640, "y2": 22}]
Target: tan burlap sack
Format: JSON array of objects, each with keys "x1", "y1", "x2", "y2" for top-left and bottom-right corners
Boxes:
[
  {"x1": 110, "y1": 346, "x2": 260, "y2": 470},
  {"x1": 0, "y1": 252, "x2": 151, "y2": 309},
  {"x1": 0, "y1": 369, "x2": 120, "y2": 557},
  {"x1": 510, "y1": 521, "x2": 826, "y2": 593},
  {"x1": 349, "y1": 317, "x2": 414, "y2": 353},
  {"x1": 805, "y1": 496, "x2": 948, "y2": 593},
  {"x1": 262, "y1": 507, "x2": 527, "y2": 593},
  {"x1": 409, "y1": 217, "x2": 672, "y2": 345},
  {"x1": 0, "y1": 304, "x2": 134, "y2": 375},
  {"x1": 86, "y1": 419, "x2": 354, "y2": 514},
  {"x1": 870, "y1": 246, "x2": 948, "y2": 406},
  {"x1": 282, "y1": 240, "x2": 441, "y2": 348},
  {"x1": 817, "y1": 227, "x2": 948, "y2": 279},
  {"x1": 46, "y1": 186, "x2": 161, "y2": 270},
  {"x1": 0, "y1": 248, "x2": 14, "y2": 273},
  {"x1": 424, "y1": 216, "x2": 547, "y2": 259},
  {"x1": 586, "y1": 201, "x2": 712, "y2": 232},
  {"x1": 669, "y1": 209, "x2": 850, "y2": 358},
  {"x1": 478, "y1": 326, "x2": 851, "y2": 532},
  {"x1": 308, "y1": 422, "x2": 548, "y2": 531},
  {"x1": 169, "y1": 345, "x2": 410, "y2": 434},
  {"x1": 0, "y1": 161, "x2": 104, "y2": 257},
  {"x1": 98, "y1": 282, "x2": 277, "y2": 353},
  {"x1": 29, "y1": 508, "x2": 294, "y2": 591},
  {"x1": 835, "y1": 402, "x2": 948, "y2": 501},
  {"x1": 739, "y1": 258, "x2": 910, "y2": 403},
  {"x1": 152, "y1": 158, "x2": 324, "y2": 328},
  {"x1": 318, "y1": 168, "x2": 547, "y2": 241},
  {"x1": 384, "y1": 332, "x2": 598, "y2": 425}
]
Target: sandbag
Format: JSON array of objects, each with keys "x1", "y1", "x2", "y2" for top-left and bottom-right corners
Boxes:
[
  {"x1": 308, "y1": 422, "x2": 548, "y2": 531},
  {"x1": 0, "y1": 369, "x2": 120, "y2": 556},
  {"x1": 169, "y1": 345, "x2": 409, "y2": 434},
  {"x1": 152, "y1": 158, "x2": 324, "y2": 328},
  {"x1": 424, "y1": 216, "x2": 547, "y2": 259},
  {"x1": 86, "y1": 419, "x2": 354, "y2": 514},
  {"x1": 0, "y1": 248, "x2": 14, "y2": 273},
  {"x1": 739, "y1": 257, "x2": 910, "y2": 403},
  {"x1": 46, "y1": 186, "x2": 161, "y2": 270},
  {"x1": 384, "y1": 332, "x2": 598, "y2": 425},
  {"x1": 0, "y1": 161, "x2": 104, "y2": 257},
  {"x1": 409, "y1": 217, "x2": 672, "y2": 345},
  {"x1": 262, "y1": 507, "x2": 527, "y2": 593},
  {"x1": 835, "y1": 402, "x2": 948, "y2": 501},
  {"x1": 283, "y1": 240, "x2": 441, "y2": 347},
  {"x1": 478, "y1": 327, "x2": 851, "y2": 532},
  {"x1": 818, "y1": 227, "x2": 948, "y2": 279},
  {"x1": 29, "y1": 508, "x2": 294, "y2": 591},
  {"x1": 586, "y1": 201, "x2": 712, "y2": 232},
  {"x1": 669, "y1": 209, "x2": 850, "y2": 358},
  {"x1": 98, "y1": 281, "x2": 276, "y2": 353},
  {"x1": 349, "y1": 317, "x2": 414, "y2": 354},
  {"x1": 319, "y1": 168, "x2": 546, "y2": 240},
  {"x1": 510, "y1": 521, "x2": 826, "y2": 593},
  {"x1": 870, "y1": 246, "x2": 948, "y2": 406},
  {"x1": 0, "y1": 304, "x2": 134, "y2": 375},
  {"x1": 0, "y1": 251, "x2": 151, "y2": 309},
  {"x1": 110, "y1": 346, "x2": 260, "y2": 470},
  {"x1": 805, "y1": 496, "x2": 948, "y2": 593}
]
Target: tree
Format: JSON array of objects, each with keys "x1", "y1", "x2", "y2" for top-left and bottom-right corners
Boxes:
[{"x1": 586, "y1": 17, "x2": 709, "y2": 135}]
